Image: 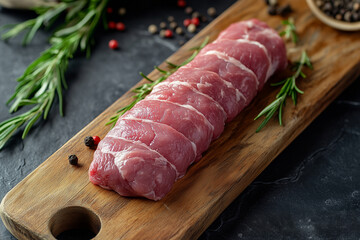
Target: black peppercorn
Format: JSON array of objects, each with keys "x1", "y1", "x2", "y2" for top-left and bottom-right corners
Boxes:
[
  {"x1": 84, "y1": 136, "x2": 95, "y2": 148},
  {"x1": 268, "y1": 5, "x2": 277, "y2": 15},
  {"x1": 68, "y1": 155, "x2": 78, "y2": 165},
  {"x1": 278, "y1": 4, "x2": 293, "y2": 16}
]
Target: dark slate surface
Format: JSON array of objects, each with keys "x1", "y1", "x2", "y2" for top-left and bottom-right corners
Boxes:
[{"x1": 1, "y1": 1, "x2": 360, "y2": 239}]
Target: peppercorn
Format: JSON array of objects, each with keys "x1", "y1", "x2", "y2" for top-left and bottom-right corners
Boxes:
[
  {"x1": 187, "y1": 23, "x2": 196, "y2": 33},
  {"x1": 92, "y1": 136, "x2": 100, "y2": 146},
  {"x1": 84, "y1": 136, "x2": 95, "y2": 148},
  {"x1": 183, "y1": 18, "x2": 192, "y2": 27},
  {"x1": 148, "y1": 24, "x2": 158, "y2": 34},
  {"x1": 159, "y1": 22, "x2": 167, "y2": 29},
  {"x1": 336, "y1": 13, "x2": 343, "y2": 20},
  {"x1": 200, "y1": 15, "x2": 208, "y2": 22},
  {"x1": 164, "y1": 29, "x2": 173, "y2": 38},
  {"x1": 108, "y1": 39, "x2": 119, "y2": 49},
  {"x1": 315, "y1": 0, "x2": 323, "y2": 8},
  {"x1": 352, "y1": 12, "x2": 359, "y2": 21},
  {"x1": 354, "y1": 2, "x2": 360, "y2": 11},
  {"x1": 277, "y1": 4, "x2": 293, "y2": 16},
  {"x1": 207, "y1": 7, "x2": 217, "y2": 17},
  {"x1": 107, "y1": 7, "x2": 113, "y2": 14},
  {"x1": 68, "y1": 155, "x2": 78, "y2": 166},
  {"x1": 268, "y1": 5, "x2": 277, "y2": 15},
  {"x1": 185, "y1": 6, "x2": 193, "y2": 15},
  {"x1": 167, "y1": 16, "x2": 175, "y2": 22},
  {"x1": 268, "y1": 0, "x2": 278, "y2": 6},
  {"x1": 177, "y1": 0, "x2": 186, "y2": 8},
  {"x1": 159, "y1": 29, "x2": 166, "y2": 38},
  {"x1": 344, "y1": 11, "x2": 352, "y2": 21},
  {"x1": 322, "y1": 2, "x2": 332, "y2": 12},
  {"x1": 169, "y1": 22, "x2": 178, "y2": 29},
  {"x1": 192, "y1": 11, "x2": 200, "y2": 19},
  {"x1": 108, "y1": 21, "x2": 116, "y2": 29},
  {"x1": 118, "y1": 7, "x2": 126, "y2": 16},
  {"x1": 175, "y1": 26, "x2": 184, "y2": 35},
  {"x1": 191, "y1": 17, "x2": 200, "y2": 26},
  {"x1": 316, "y1": 0, "x2": 360, "y2": 23},
  {"x1": 116, "y1": 22, "x2": 126, "y2": 31}
]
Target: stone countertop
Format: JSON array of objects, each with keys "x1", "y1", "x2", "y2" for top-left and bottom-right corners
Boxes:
[{"x1": 0, "y1": 1, "x2": 359, "y2": 239}]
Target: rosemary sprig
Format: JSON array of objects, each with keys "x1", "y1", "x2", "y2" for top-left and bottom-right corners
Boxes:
[
  {"x1": 280, "y1": 18, "x2": 298, "y2": 44},
  {"x1": 0, "y1": 0, "x2": 108, "y2": 150},
  {"x1": 106, "y1": 37, "x2": 209, "y2": 127},
  {"x1": 254, "y1": 51, "x2": 313, "y2": 132}
]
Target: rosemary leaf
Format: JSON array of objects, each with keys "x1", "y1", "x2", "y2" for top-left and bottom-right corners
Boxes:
[
  {"x1": 0, "y1": 0, "x2": 109, "y2": 150},
  {"x1": 255, "y1": 51, "x2": 312, "y2": 132},
  {"x1": 280, "y1": 18, "x2": 298, "y2": 44}
]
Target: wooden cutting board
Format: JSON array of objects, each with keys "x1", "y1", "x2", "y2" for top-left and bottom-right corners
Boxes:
[{"x1": 1, "y1": 0, "x2": 360, "y2": 239}]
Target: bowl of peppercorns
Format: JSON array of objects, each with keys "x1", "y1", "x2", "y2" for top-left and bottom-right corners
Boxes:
[{"x1": 306, "y1": 0, "x2": 360, "y2": 31}]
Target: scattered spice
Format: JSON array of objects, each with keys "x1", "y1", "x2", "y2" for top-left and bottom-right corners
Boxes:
[
  {"x1": 185, "y1": 6, "x2": 193, "y2": 15},
  {"x1": 84, "y1": 136, "x2": 100, "y2": 148},
  {"x1": 191, "y1": 17, "x2": 200, "y2": 26},
  {"x1": 207, "y1": 7, "x2": 217, "y2": 17},
  {"x1": 268, "y1": 0, "x2": 278, "y2": 6},
  {"x1": 177, "y1": 0, "x2": 186, "y2": 8},
  {"x1": 159, "y1": 29, "x2": 166, "y2": 38},
  {"x1": 68, "y1": 155, "x2": 78, "y2": 165},
  {"x1": 93, "y1": 136, "x2": 101, "y2": 145},
  {"x1": 175, "y1": 26, "x2": 184, "y2": 35},
  {"x1": 268, "y1": 5, "x2": 278, "y2": 15},
  {"x1": 169, "y1": 22, "x2": 178, "y2": 29},
  {"x1": 84, "y1": 136, "x2": 95, "y2": 148},
  {"x1": 264, "y1": 0, "x2": 293, "y2": 16},
  {"x1": 192, "y1": 11, "x2": 201, "y2": 19},
  {"x1": 108, "y1": 21, "x2": 116, "y2": 29},
  {"x1": 148, "y1": 24, "x2": 158, "y2": 34},
  {"x1": 159, "y1": 21, "x2": 167, "y2": 29},
  {"x1": 183, "y1": 18, "x2": 192, "y2": 27},
  {"x1": 167, "y1": 16, "x2": 175, "y2": 22},
  {"x1": 187, "y1": 23, "x2": 196, "y2": 33},
  {"x1": 118, "y1": 7, "x2": 126, "y2": 16},
  {"x1": 116, "y1": 22, "x2": 126, "y2": 31},
  {"x1": 278, "y1": 4, "x2": 293, "y2": 16},
  {"x1": 106, "y1": 7, "x2": 113, "y2": 14},
  {"x1": 108, "y1": 39, "x2": 119, "y2": 49},
  {"x1": 201, "y1": 15, "x2": 208, "y2": 22},
  {"x1": 164, "y1": 29, "x2": 173, "y2": 38}
]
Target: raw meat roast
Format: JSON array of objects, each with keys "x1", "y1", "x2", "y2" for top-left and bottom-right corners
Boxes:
[{"x1": 89, "y1": 19, "x2": 287, "y2": 200}]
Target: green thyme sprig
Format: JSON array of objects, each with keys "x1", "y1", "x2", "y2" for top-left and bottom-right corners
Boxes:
[
  {"x1": 280, "y1": 18, "x2": 298, "y2": 44},
  {"x1": 254, "y1": 51, "x2": 312, "y2": 132},
  {"x1": 0, "y1": 0, "x2": 108, "y2": 150},
  {"x1": 106, "y1": 37, "x2": 209, "y2": 127}
]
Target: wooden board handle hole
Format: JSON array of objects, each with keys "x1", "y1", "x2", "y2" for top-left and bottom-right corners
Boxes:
[{"x1": 48, "y1": 206, "x2": 101, "y2": 239}]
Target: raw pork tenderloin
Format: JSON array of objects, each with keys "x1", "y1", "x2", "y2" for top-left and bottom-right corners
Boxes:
[{"x1": 89, "y1": 19, "x2": 287, "y2": 200}]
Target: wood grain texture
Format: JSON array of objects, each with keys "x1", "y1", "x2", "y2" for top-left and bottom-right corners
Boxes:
[{"x1": 1, "y1": 0, "x2": 360, "y2": 239}]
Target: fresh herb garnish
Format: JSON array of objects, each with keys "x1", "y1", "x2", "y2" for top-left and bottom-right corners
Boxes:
[
  {"x1": 280, "y1": 18, "x2": 298, "y2": 44},
  {"x1": 0, "y1": 0, "x2": 108, "y2": 150},
  {"x1": 254, "y1": 51, "x2": 313, "y2": 132},
  {"x1": 106, "y1": 37, "x2": 209, "y2": 127}
]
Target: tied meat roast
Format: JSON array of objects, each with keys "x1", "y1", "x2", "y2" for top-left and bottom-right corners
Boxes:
[{"x1": 89, "y1": 19, "x2": 287, "y2": 200}]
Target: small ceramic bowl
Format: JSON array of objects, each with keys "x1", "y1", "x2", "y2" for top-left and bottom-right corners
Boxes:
[{"x1": 306, "y1": 0, "x2": 360, "y2": 31}]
